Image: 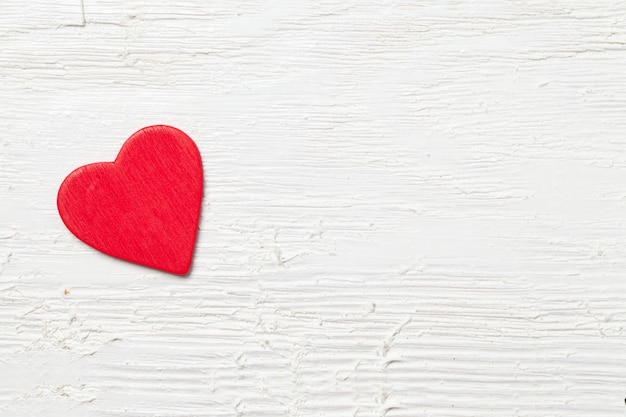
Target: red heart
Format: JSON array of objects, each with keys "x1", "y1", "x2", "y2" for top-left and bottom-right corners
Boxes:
[{"x1": 57, "y1": 125, "x2": 203, "y2": 275}]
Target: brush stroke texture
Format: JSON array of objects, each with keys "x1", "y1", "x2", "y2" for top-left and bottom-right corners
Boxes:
[{"x1": 2, "y1": 1, "x2": 626, "y2": 416}]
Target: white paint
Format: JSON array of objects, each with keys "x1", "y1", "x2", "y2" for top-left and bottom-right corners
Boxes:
[{"x1": 2, "y1": 1, "x2": 626, "y2": 415}]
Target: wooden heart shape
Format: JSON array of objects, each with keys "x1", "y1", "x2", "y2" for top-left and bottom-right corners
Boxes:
[{"x1": 57, "y1": 125, "x2": 203, "y2": 275}]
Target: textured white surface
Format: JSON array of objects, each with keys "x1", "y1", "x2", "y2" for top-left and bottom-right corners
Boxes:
[{"x1": 2, "y1": 1, "x2": 626, "y2": 416}]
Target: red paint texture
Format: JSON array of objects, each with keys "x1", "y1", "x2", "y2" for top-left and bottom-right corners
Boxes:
[{"x1": 57, "y1": 125, "x2": 203, "y2": 275}]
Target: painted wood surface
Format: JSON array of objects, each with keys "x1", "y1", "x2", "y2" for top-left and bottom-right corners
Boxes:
[{"x1": 2, "y1": 1, "x2": 626, "y2": 416}]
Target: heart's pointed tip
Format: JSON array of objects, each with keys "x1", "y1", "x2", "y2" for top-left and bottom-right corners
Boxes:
[
  {"x1": 157, "y1": 254, "x2": 194, "y2": 276},
  {"x1": 164, "y1": 264, "x2": 192, "y2": 276}
]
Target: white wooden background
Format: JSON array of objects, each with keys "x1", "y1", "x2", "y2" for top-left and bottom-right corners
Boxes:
[{"x1": 2, "y1": 1, "x2": 626, "y2": 416}]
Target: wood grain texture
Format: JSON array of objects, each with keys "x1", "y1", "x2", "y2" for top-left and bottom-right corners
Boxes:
[{"x1": 2, "y1": 1, "x2": 626, "y2": 416}]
